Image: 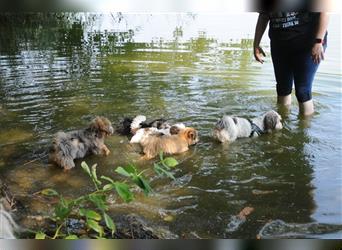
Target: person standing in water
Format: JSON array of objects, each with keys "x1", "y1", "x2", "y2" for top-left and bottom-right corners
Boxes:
[{"x1": 253, "y1": 12, "x2": 329, "y2": 116}]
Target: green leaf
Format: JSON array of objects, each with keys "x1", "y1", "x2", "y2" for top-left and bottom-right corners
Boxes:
[
  {"x1": 79, "y1": 208, "x2": 86, "y2": 217},
  {"x1": 86, "y1": 219, "x2": 104, "y2": 237},
  {"x1": 115, "y1": 166, "x2": 131, "y2": 177},
  {"x1": 137, "y1": 176, "x2": 153, "y2": 196},
  {"x1": 61, "y1": 196, "x2": 69, "y2": 205},
  {"x1": 103, "y1": 212, "x2": 116, "y2": 236},
  {"x1": 70, "y1": 195, "x2": 86, "y2": 206},
  {"x1": 154, "y1": 164, "x2": 175, "y2": 180},
  {"x1": 153, "y1": 163, "x2": 163, "y2": 175},
  {"x1": 114, "y1": 182, "x2": 134, "y2": 203},
  {"x1": 35, "y1": 232, "x2": 46, "y2": 239},
  {"x1": 101, "y1": 175, "x2": 115, "y2": 184},
  {"x1": 95, "y1": 236, "x2": 107, "y2": 239},
  {"x1": 65, "y1": 235, "x2": 78, "y2": 239},
  {"x1": 54, "y1": 197, "x2": 71, "y2": 221},
  {"x1": 163, "y1": 157, "x2": 179, "y2": 168},
  {"x1": 88, "y1": 194, "x2": 108, "y2": 211},
  {"x1": 131, "y1": 175, "x2": 153, "y2": 196},
  {"x1": 125, "y1": 164, "x2": 137, "y2": 175},
  {"x1": 85, "y1": 209, "x2": 102, "y2": 221},
  {"x1": 91, "y1": 164, "x2": 102, "y2": 185},
  {"x1": 81, "y1": 161, "x2": 91, "y2": 177},
  {"x1": 159, "y1": 151, "x2": 164, "y2": 161},
  {"x1": 103, "y1": 183, "x2": 115, "y2": 191},
  {"x1": 40, "y1": 188, "x2": 59, "y2": 196},
  {"x1": 115, "y1": 164, "x2": 137, "y2": 177}
]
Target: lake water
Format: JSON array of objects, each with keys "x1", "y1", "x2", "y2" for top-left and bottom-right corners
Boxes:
[{"x1": 0, "y1": 13, "x2": 341, "y2": 239}]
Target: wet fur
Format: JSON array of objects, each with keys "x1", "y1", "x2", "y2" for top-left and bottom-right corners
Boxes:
[
  {"x1": 213, "y1": 110, "x2": 282, "y2": 143},
  {"x1": 117, "y1": 115, "x2": 170, "y2": 136},
  {"x1": 130, "y1": 123, "x2": 186, "y2": 144},
  {"x1": 140, "y1": 127, "x2": 199, "y2": 160},
  {"x1": 49, "y1": 117, "x2": 114, "y2": 170}
]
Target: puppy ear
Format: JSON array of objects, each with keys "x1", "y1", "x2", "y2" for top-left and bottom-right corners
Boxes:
[
  {"x1": 185, "y1": 128, "x2": 198, "y2": 142},
  {"x1": 90, "y1": 117, "x2": 110, "y2": 134},
  {"x1": 90, "y1": 117, "x2": 101, "y2": 131},
  {"x1": 215, "y1": 119, "x2": 225, "y2": 130},
  {"x1": 263, "y1": 112, "x2": 279, "y2": 131},
  {"x1": 170, "y1": 126, "x2": 180, "y2": 135}
]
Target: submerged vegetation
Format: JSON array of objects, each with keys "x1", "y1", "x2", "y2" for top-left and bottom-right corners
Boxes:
[{"x1": 33, "y1": 153, "x2": 178, "y2": 239}]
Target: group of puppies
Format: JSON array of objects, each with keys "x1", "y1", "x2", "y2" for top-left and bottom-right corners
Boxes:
[
  {"x1": 0, "y1": 111, "x2": 283, "y2": 239},
  {"x1": 49, "y1": 110, "x2": 283, "y2": 170}
]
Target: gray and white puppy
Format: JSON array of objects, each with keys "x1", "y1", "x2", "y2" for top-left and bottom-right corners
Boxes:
[
  {"x1": 213, "y1": 110, "x2": 283, "y2": 143},
  {"x1": 49, "y1": 116, "x2": 114, "y2": 170}
]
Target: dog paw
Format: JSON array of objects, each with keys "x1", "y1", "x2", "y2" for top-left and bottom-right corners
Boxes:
[
  {"x1": 140, "y1": 155, "x2": 152, "y2": 161},
  {"x1": 104, "y1": 149, "x2": 111, "y2": 156}
]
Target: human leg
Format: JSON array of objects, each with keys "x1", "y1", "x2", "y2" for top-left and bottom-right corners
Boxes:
[
  {"x1": 299, "y1": 99, "x2": 314, "y2": 116},
  {"x1": 293, "y1": 50, "x2": 320, "y2": 116},
  {"x1": 277, "y1": 94, "x2": 291, "y2": 106},
  {"x1": 270, "y1": 41, "x2": 294, "y2": 108}
]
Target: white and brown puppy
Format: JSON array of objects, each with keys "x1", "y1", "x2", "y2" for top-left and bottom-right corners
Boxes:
[
  {"x1": 129, "y1": 115, "x2": 186, "y2": 144},
  {"x1": 139, "y1": 127, "x2": 199, "y2": 160},
  {"x1": 213, "y1": 110, "x2": 282, "y2": 143}
]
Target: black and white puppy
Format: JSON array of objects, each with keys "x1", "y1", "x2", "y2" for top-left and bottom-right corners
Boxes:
[
  {"x1": 117, "y1": 115, "x2": 170, "y2": 136},
  {"x1": 213, "y1": 110, "x2": 283, "y2": 143}
]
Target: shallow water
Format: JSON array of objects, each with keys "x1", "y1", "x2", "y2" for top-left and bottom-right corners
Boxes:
[{"x1": 0, "y1": 13, "x2": 341, "y2": 239}]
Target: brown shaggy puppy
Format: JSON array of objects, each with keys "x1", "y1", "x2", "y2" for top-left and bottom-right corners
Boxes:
[
  {"x1": 140, "y1": 127, "x2": 199, "y2": 160},
  {"x1": 49, "y1": 116, "x2": 114, "y2": 170}
]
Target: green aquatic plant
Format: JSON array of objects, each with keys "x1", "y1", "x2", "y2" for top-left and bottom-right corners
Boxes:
[
  {"x1": 34, "y1": 152, "x2": 178, "y2": 239},
  {"x1": 153, "y1": 151, "x2": 179, "y2": 180}
]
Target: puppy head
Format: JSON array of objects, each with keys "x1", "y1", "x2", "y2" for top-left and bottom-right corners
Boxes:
[
  {"x1": 89, "y1": 116, "x2": 114, "y2": 136},
  {"x1": 150, "y1": 119, "x2": 170, "y2": 130},
  {"x1": 122, "y1": 117, "x2": 133, "y2": 134},
  {"x1": 180, "y1": 127, "x2": 199, "y2": 145},
  {"x1": 169, "y1": 123, "x2": 186, "y2": 135},
  {"x1": 170, "y1": 126, "x2": 180, "y2": 135},
  {"x1": 263, "y1": 110, "x2": 283, "y2": 132},
  {"x1": 213, "y1": 117, "x2": 231, "y2": 142}
]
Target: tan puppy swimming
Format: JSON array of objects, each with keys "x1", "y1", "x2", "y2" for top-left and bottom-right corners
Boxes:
[{"x1": 140, "y1": 127, "x2": 199, "y2": 160}]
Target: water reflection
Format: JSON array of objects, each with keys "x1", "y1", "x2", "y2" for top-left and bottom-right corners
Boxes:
[{"x1": 0, "y1": 13, "x2": 341, "y2": 238}]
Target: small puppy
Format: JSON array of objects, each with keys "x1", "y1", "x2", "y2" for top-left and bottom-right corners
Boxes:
[
  {"x1": 130, "y1": 124, "x2": 186, "y2": 144},
  {"x1": 213, "y1": 110, "x2": 282, "y2": 143},
  {"x1": 139, "y1": 127, "x2": 199, "y2": 160},
  {"x1": 49, "y1": 116, "x2": 114, "y2": 170},
  {"x1": 117, "y1": 115, "x2": 170, "y2": 136}
]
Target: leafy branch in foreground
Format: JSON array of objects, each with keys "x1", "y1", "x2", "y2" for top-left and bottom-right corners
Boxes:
[
  {"x1": 34, "y1": 152, "x2": 179, "y2": 239},
  {"x1": 153, "y1": 151, "x2": 179, "y2": 180}
]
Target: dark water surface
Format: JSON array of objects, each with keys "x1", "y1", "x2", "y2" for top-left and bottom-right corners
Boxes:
[{"x1": 0, "y1": 13, "x2": 341, "y2": 239}]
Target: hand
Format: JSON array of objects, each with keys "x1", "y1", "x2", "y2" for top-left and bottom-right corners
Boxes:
[
  {"x1": 254, "y1": 46, "x2": 266, "y2": 64},
  {"x1": 311, "y1": 43, "x2": 324, "y2": 64}
]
